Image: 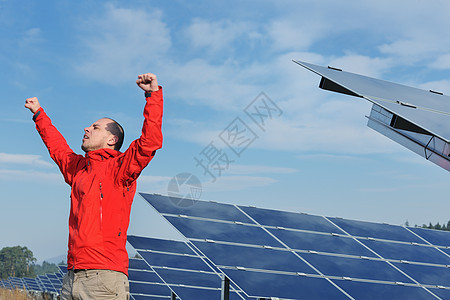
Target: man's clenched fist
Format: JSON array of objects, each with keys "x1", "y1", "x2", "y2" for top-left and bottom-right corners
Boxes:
[
  {"x1": 136, "y1": 73, "x2": 159, "y2": 92},
  {"x1": 25, "y1": 97, "x2": 41, "y2": 114}
]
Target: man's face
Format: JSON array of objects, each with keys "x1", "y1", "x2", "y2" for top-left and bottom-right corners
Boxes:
[{"x1": 81, "y1": 118, "x2": 114, "y2": 152}]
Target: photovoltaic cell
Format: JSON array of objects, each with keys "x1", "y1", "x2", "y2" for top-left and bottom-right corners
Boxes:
[
  {"x1": 128, "y1": 235, "x2": 246, "y2": 300},
  {"x1": 128, "y1": 257, "x2": 173, "y2": 299},
  {"x1": 131, "y1": 296, "x2": 171, "y2": 300},
  {"x1": 165, "y1": 216, "x2": 284, "y2": 247},
  {"x1": 359, "y1": 239, "x2": 450, "y2": 265},
  {"x1": 47, "y1": 273, "x2": 62, "y2": 292},
  {"x1": 140, "y1": 193, "x2": 450, "y2": 299},
  {"x1": 299, "y1": 253, "x2": 413, "y2": 283},
  {"x1": 432, "y1": 288, "x2": 450, "y2": 300},
  {"x1": 139, "y1": 251, "x2": 212, "y2": 272},
  {"x1": 130, "y1": 281, "x2": 172, "y2": 297},
  {"x1": 392, "y1": 263, "x2": 450, "y2": 287},
  {"x1": 267, "y1": 228, "x2": 377, "y2": 257},
  {"x1": 222, "y1": 269, "x2": 350, "y2": 300},
  {"x1": 23, "y1": 277, "x2": 40, "y2": 291},
  {"x1": 331, "y1": 280, "x2": 438, "y2": 300},
  {"x1": 139, "y1": 193, "x2": 252, "y2": 223},
  {"x1": 153, "y1": 268, "x2": 223, "y2": 291},
  {"x1": 162, "y1": 286, "x2": 233, "y2": 300},
  {"x1": 192, "y1": 241, "x2": 317, "y2": 274},
  {"x1": 327, "y1": 217, "x2": 424, "y2": 243},
  {"x1": 240, "y1": 206, "x2": 344, "y2": 234},
  {"x1": 129, "y1": 258, "x2": 151, "y2": 271},
  {"x1": 128, "y1": 235, "x2": 196, "y2": 255},
  {"x1": 8, "y1": 277, "x2": 24, "y2": 289},
  {"x1": 1, "y1": 280, "x2": 12, "y2": 289},
  {"x1": 129, "y1": 269, "x2": 163, "y2": 284},
  {"x1": 58, "y1": 265, "x2": 68, "y2": 275},
  {"x1": 408, "y1": 227, "x2": 450, "y2": 247}
]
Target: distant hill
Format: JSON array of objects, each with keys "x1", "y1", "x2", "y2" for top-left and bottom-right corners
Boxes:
[{"x1": 37, "y1": 254, "x2": 66, "y2": 265}]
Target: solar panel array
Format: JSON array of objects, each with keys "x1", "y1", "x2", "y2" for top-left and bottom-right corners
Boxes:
[
  {"x1": 3, "y1": 192, "x2": 448, "y2": 299},
  {"x1": 0, "y1": 269, "x2": 64, "y2": 295},
  {"x1": 137, "y1": 193, "x2": 450, "y2": 300}
]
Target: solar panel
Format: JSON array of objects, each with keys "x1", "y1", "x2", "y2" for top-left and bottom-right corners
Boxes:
[
  {"x1": 128, "y1": 257, "x2": 174, "y2": 299},
  {"x1": 0, "y1": 279, "x2": 12, "y2": 289},
  {"x1": 293, "y1": 60, "x2": 450, "y2": 171},
  {"x1": 46, "y1": 273, "x2": 62, "y2": 292},
  {"x1": 127, "y1": 235, "x2": 246, "y2": 300},
  {"x1": 10, "y1": 276, "x2": 43, "y2": 294},
  {"x1": 8, "y1": 277, "x2": 25, "y2": 289},
  {"x1": 58, "y1": 265, "x2": 68, "y2": 275},
  {"x1": 37, "y1": 274, "x2": 57, "y2": 293},
  {"x1": 140, "y1": 193, "x2": 450, "y2": 299},
  {"x1": 22, "y1": 277, "x2": 42, "y2": 292}
]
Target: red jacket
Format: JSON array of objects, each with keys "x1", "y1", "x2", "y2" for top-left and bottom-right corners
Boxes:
[{"x1": 33, "y1": 89, "x2": 163, "y2": 275}]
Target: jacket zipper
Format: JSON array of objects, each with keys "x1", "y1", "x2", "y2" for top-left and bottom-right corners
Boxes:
[{"x1": 99, "y1": 182, "x2": 103, "y2": 230}]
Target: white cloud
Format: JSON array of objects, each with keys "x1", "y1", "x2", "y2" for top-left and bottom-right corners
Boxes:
[
  {"x1": 251, "y1": 117, "x2": 395, "y2": 155},
  {"x1": 202, "y1": 175, "x2": 278, "y2": 193},
  {"x1": 267, "y1": 19, "x2": 324, "y2": 52},
  {"x1": 227, "y1": 164, "x2": 297, "y2": 175},
  {"x1": 75, "y1": 4, "x2": 171, "y2": 83},
  {"x1": 0, "y1": 153, "x2": 53, "y2": 168},
  {"x1": 161, "y1": 58, "x2": 261, "y2": 110},
  {"x1": 329, "y1": 54, "x2": 392, "y2": 78},
  {"x1": 138, "y1": 175, "x2": 172, "y2": 184},
  {"x1": 185, "y1": 18, "x2": 255, "y2": 53},
  {"x1": 417, "y1": 79, "x2": 450, "y2": 96},
  {"x1": 137, "y1": 175, "x2": 173, "y2": 195},
  {"x1": 378, "y1": 36, "x2": 439, "y2": 64},
  {"x1": 0, "y1": 169, "x2": 61, "y2": 182},
  {"x1": 429, "y1": 53, "x2": 450, "y2": 70},
  {"x1": 21, "y1": 28, "x2": 42, "y2": 46}
]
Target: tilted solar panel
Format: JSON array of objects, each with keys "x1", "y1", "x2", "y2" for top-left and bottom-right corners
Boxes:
[
  {"x1": 293, "y1": 60, "x2": 450, "y2": 171},
  {"x1": 8, "y1": 277, "x2": 25, "y2": 289},
  {"x1": 37, "y1": 274, "x2": 57, "y2": 293},
  {"x1": 140, "y1": 193, "x2": 450, "y2": 300},
  {"x1": 22, "y1": 277, "x2": 42, "y2": 292}
]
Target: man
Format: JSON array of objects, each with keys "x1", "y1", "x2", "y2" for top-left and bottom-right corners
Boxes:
[{"x1": 25, "y1": 73, "x2": 163, "y2": 299}]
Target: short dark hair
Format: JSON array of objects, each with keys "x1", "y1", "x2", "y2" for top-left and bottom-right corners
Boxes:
[{"x1": 105, "y1": 118, "x2": 124, "y2": 151}]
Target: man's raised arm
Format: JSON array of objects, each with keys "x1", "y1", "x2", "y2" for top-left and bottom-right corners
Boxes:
[
  {"x1": 25, "y1": 96, "x2": 82, "y2": 185},
  {"x1": 117, "y1": 73, "x2": 164, "y2": 183}
]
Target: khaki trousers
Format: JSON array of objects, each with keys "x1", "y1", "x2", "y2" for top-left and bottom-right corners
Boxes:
[{"x1": 61, "y1": 269, "x2": 129, "y2": 300}]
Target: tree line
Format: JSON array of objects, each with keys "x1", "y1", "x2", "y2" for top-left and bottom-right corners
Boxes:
[
  {"x1": 0, "y1": 246, "x2": 61, "y2": 279},
  {"x1": 420, "y1": 220, "x2": 450, "y2": 231}
]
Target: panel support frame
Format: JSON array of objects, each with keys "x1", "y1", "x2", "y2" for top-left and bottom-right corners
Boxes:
[{"x1": 221, "y1": 275, "x2": 230, "y2": 300}]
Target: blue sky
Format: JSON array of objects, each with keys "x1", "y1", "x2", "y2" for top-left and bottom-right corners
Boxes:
[{"x1": 0, "y1": 0, "x2": 449, "y2": 262}]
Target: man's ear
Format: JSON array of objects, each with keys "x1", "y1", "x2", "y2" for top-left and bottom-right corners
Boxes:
[{"x1": 107, "y1": 135, "x2": 119, "y2": 147}]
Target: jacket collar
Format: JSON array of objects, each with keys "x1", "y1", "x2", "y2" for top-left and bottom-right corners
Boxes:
[{"x1": 85, "y1": 148, "x2": 121, "y2": 161}]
